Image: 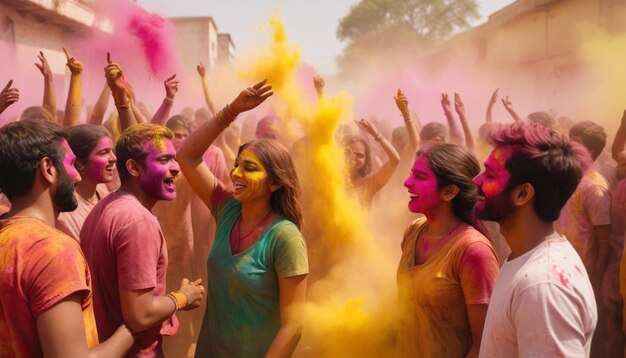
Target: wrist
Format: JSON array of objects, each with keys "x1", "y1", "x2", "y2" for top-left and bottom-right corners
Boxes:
[
  {"x1": 167, "y1": 290, "x2": 188, "y2": 311},
  {"x1": 164, "y1": 97, "x2": 174, "y2": 106},
  {"x1": 215, "y1": 104, "x2": 238, "y2": 128}
]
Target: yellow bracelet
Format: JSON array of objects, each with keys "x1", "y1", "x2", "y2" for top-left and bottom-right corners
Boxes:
[{"x1": 167, "y1": 290, "x2": 188, "y2": 311}]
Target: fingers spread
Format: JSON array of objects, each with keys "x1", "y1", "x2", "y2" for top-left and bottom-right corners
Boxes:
[{"x1": 252, "y1": 79, "x2": 268, "y2": 90}]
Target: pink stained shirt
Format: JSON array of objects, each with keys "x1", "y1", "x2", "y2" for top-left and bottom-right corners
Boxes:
[
  {"x1": 80, "y1": 191, "x2": 177, "y2": 357},
  {"x1": 554, "y1": 169, "x2": 611, "y2": 273},
  {"x1": 0, "y1": 216, "x2": 98, "y2": 357},
  {"x1": 56, "y1": 185, "x2": 109, "y2": 241}
]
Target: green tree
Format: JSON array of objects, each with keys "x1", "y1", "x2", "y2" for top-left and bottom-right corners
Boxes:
[{"x1": 336, "y1": 0, "x2": 479, "y2": 74}]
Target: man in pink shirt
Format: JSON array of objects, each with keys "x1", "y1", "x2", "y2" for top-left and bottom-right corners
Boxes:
[{"x1": 80, "y1": 123, "x2": 205, "y2": 357}]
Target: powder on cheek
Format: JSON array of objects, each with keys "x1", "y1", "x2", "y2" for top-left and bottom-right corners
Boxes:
[{"x1": 60, "y1": 140, "x2": 80, "y2": 182}]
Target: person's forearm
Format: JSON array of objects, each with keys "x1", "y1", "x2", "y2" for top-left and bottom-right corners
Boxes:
[
  {"x1": 88, "y1": 84, "x2": 111, "y2": 125},
  {"x1": 266, "y1": 324, "x2": 302, "y2": 358},
  {"x1": 113, "y1": 93, "x2": 137, "y2": 132},
  {"x1": 402, "y1": 110, "x2": 419, "y2": 153},
  {"x1": 506, "y1": 108, "x2": 522, "y2": 122},
  {"x1": 150, "y1": 98, "x2": 173, "y2": 125},
  {"x1": 201, "y1": 78, "x2": 217, "y2": 115},
  {"x1": 458, "y1": 113, "x2": 475, "y2": 151},
  {"x1": 485, "y1": 103, "x2": 494, "y2": 123},
  {"x1": 42, "y1": 74, "x2": 57, "y2": 122},
  {"x1": 85, "y1": 325, "x2": 134, "y2": 358},
  {"x1": 611, "y1": 111, "x2": 626, "y2": 161},
  {"x1": 130, "y1": 101, "x2": 147, "y2": 124},
  {"x1": 123, "y1": 296, "x2": 176, "y2": 332},
  {"x1": 594, "y1": 239, "x2": 610, "y2": 287},
  {"x1": 64, "y1": 74, "x2": 81, "y2": 127},
  {"x1": 444, "y1": 110, "x2": 463, "y2": 145}
]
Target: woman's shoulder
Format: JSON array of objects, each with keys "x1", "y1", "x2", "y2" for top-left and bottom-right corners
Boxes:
[{"x1": 401, "y1": 216, "x2": 427, "y2": 249}]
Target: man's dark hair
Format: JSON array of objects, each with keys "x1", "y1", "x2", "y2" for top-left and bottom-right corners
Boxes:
[
  {"x1": 569, "y1": 120, "x2": 607, "y2": 161},
  {"x1": 0, "y1": 120, "x2": 67, "y2": 200}
]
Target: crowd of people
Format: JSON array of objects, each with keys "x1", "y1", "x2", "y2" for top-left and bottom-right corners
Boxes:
[{"x1": 0, "y1": 47, "x2": 625, "y2": 358}]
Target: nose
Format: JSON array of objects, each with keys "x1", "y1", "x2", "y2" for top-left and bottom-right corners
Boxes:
[
  {"x1": 109, "y1": 152, "x2": 117, "y2": 163},
  {"x1": 404, "y1": 176, "x2": 412, "y2": 188},
  {"x1": 231, "y1": 166, "x2": 243, "y2": 178},
  {"x1": 170, "y1": 159, "x2": 180, "y2": 175},
  {"x1": 472, "y1": 174, "x2": 482, "y2": 186}
]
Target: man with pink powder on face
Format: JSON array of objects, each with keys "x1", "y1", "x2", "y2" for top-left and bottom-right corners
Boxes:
[
  {"x1": 475, "y1": 121, "x2": 597, "y2": 357},
  {"x1": 0, "y1": 119, "x2": 135, "y2": 357},
  {"x1": 80, "y1": 123, "x2": 205, "y2": 357}
]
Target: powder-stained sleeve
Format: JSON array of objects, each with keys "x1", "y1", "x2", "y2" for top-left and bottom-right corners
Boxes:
[
  {"x1": 114, "y1": 218, "x2": 163, "y2": 291},
  {"x1": 459, "y1": 241, "x2": 499, "y2": 305},
  {"x1": 209, "y1": 181, "x2": 234, "y2": 220},
  {"x1": 273, "y1": 225, "x2": 309, "y2": 278},
  {"x1": 24, "y1": 235, "x2": 90, "y2": 318},
  {"x1": 582, "y1": 181, "x2": 611, "y2": 227}
]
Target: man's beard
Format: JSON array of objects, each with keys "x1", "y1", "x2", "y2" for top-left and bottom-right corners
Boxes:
[
  {"x1": 475, "y1": 188, "x2": 516, "y2": 222},
  {"x1": 54, "y1": 167, "x2": 78, "y2": 212}
]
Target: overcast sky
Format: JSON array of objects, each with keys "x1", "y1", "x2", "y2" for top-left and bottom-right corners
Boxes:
[{"x1": 138, "y1": 0, "x2": 514, "y2": 75}]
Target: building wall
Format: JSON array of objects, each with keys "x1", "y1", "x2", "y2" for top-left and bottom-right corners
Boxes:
[{"x1": 169, "y1": 17, "x2": 219, "y2": 75}]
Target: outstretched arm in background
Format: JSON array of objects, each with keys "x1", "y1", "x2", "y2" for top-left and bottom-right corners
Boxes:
[
  {"x1": 355, "y1": 118, "x2": 400, "y2": 194},
  {"x1": 612, "y1": 110, "x2": 626, "y2": 161},
  {"x1": 63, "y1": 47, "x2": 83, "y2": 127},
  {"x1": 177, "y1": 80, "x2": 273, "y2": 207},
  {"x1": 501, "y1": 95, "x2": 522, "y2": 122},
  {"x1": 0, "y1": 80, "x2": 19, "y2": 115},
  {"x1": 441, "y1": 93, "x2": 463, "y2": 145},
  {"x1": 454, "y1": 92, "x2": 475, "y2": 152},
  {"x1": 105, "y1": 53, "x2": 137, "y2": 132},
  {"x1": 395, "y1": 88, "x2": 419, "y2": 153},
  {"x1": 485, "y1": 88, "x2": 498, "y2": 123},
  {"x1": 197, "y1": 63, "x2": 217, "y2": 115},
  {"x1": 35, "y1": 51, "x2": 57, "y2": 122},
  {"x1": 151, "y1": 74, "x2": 179, "y2": 125},
  {"x1": 313, "y1": 75, "x2": 325, "y2": 100},
  {"x1": 87, "y1": 83, "x2": 111, "y2": 125}
]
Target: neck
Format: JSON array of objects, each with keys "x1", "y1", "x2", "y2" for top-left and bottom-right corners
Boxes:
[
  {"x1": 75, "y1": 178, "x2": 99, "y2": 202},
  {"x1": 499, "y1": 211, "x2": 554, "y2": 260},
  {"x1": 241, "y1": 197, "x2": 273, "y2": 226},
  {"x1": 119, "y1": 182, "x2": 157, "y2": 210},
  {"x1": 424, "y1": 207, "x2": 461, "y2": 237},
  {"x1": 6, "y1": 191, "x2": 57, "y2": 226}
]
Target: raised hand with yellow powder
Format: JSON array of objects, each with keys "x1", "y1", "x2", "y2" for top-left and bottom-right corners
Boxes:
[{"x1": 63, "y1": 47, "x2": 83, "y2": 127}]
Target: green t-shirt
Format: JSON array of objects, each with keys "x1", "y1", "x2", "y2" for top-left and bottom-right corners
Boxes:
[{"x1": 195, "y1": 196, "x2": 308, "y2": 357}]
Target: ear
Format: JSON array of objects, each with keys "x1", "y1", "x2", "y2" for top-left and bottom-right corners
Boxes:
[
  {"x1": 74, "y1": 160, "x2": 86, "y2": 173},
  {"x1": 39, "y1": 157, "x2": 56, "y2": 185},
  {"x1": 269, "y1": 182, "x2": 281, "y2": 193},
  {"x1": 440, "y1": 184, "x2": 460, "y2": 202},
  {"x1": 510, "y1": 183, "x2": 534, "y2": 206},
  {"x1": 126, "y1": 159, "x2": 142, "y2": 178}
]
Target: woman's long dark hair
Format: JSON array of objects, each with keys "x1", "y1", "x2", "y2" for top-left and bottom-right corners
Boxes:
[
  {"x1": 417, "y1": 143, "x2": 489, "y2": 238},
  {"x1": 238, "y1": 139, "x2": 303, "y2": 229}
]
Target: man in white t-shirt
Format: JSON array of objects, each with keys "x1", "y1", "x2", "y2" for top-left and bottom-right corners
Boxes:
[{"x1": 473, "y1": 121, "x2": 597, "y2": 357}]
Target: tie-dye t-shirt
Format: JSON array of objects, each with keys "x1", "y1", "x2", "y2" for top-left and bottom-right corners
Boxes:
[
  {"x1": 0, "y1": 216, "x2": 98, "y2": 357},
  {"x1": 194, "y1": 184, "x2": 308, "y2": 357}
]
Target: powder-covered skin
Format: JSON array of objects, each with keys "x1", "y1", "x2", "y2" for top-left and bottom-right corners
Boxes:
[
  {"x1": 230, "y1": 149, "x2": 271, "y2": 202},
  {"x1": 473, "y1": 146, "x2": 513, "y2": 220},
  {"x1": 85, "y1": 136, "x2": 116, "y2": 183},
  {"x1": 60, "y1": 139, "x2": 81, "y2": 182},
  {"x1": 138, "y1": 140, "x2": 178, "y2": 201},
  {"x1": 404, "y1": 156, "x2": 440, "y2": 215}
]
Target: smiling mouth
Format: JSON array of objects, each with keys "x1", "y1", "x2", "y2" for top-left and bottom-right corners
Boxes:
[
  {"x1": 163, "y1": 177, "x2": 176, "y2": 185},
  {"x1": 234, "y1": 182, "x2": 246, "y2": 190}
]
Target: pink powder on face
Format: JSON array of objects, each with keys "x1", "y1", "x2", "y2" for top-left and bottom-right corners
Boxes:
[
  {"x1": 480, "y1": 147, "x2": 513, "y2": 198},
  {"x1": 404, "y1": 156, "x2": 441, "y2": 215},
  {"x1": 139, "y1": 140, "x2": 179, "y2": 201},
  {"x1": 60, "y1": 139, "x2": 81, "y2": 182},
  {"x1": 86, "y1": 136, "x2": 115, "y2": 183}
]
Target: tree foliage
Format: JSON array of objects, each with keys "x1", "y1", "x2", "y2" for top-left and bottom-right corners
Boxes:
[{"x1": 336, "y1": 0, "x2": 479, "y2": 74}]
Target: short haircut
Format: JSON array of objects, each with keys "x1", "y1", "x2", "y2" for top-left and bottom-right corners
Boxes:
[
  {"x1": 165, "y1": 115, "x2": 192, "y2": 132},
  {"x1": 419, "y1": 122, "x2": 447, "y2": 142},
  {"x1": 67, "y1": 125, "x2": 111, "y2": 162},
  {"x1": 526, "y1": 111, "x2": 556, "y2": 128},
  {"x1": 488, "y1": 121, "x2": 591, "y2": 222},
  {"x1": 115, "y1": 123, "x2": 173, "y2": 182},
  {"x1": 19, "y1": 106, "x2": 55, "y2": 123},
  {"x1": 0, "y1": 120, "x2": 66, "y2": 200},
  {"x1": 569, "y1": 121, "x2": 607, "y2": 161}
]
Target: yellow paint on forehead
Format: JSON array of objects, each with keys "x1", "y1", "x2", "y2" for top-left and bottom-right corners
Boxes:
[{"x1": 235, "y1": 149, "x2": 268, "y2": 182}]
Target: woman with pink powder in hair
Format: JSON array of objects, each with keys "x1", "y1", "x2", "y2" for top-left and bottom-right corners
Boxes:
[
  {"x1": 56, "y1": 125, "x2": 116, "y2": 240},
  {"x1": 396, "y1": 143, "x2": 499, "y2": 357}
]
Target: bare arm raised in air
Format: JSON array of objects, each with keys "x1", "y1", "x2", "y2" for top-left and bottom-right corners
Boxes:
[
  {"x1": 177, "y1": 80, "x2": 273, "y2": 207},
  {"x1": 612, "y1": 110, "x2": 626, "y2": 161},
  {"x1": 35, "y1": 51, "x2": 57, "y2": 122},
  {"x1": 87, "y1": 83, "x2": 111, "y2": 125},
  {"x1": 395, "y1": 88, "x2": 419, "y2": 153},
  {"x1": 63, "y1": 47, "x2": 83, "y2": 127},
  {"x1": 197, "y1": 63, "x2": 217, "y2": 115},
  {"x1": 313, "y1": 75, "x2": 325, "y2": 99},
  {"x1": 441, "y1": 93, "x2": 463, "y2": 145},
  {"x1": 454, "y1": 92, "x2": 475, "y2": 152},
  {"x1": 502, "y1": 95, "x2": 522, "y2": 122},
  {"x1": 355, "y1": 118, "x2": 400, "y2": 194},
  {"x1": 151, "y1": 74, "x2": 179, "y2": 125},
  {"x1": 104, "y1": 53, "x2": 137, "y2": 132},
  {"x1": 485, "y1": 88, "x2": 498, "y2": 123}
]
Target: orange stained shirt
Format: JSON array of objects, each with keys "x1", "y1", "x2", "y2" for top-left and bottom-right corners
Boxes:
[
  {"x1": 396, "y1": 218, "x2": 499, "y2": 357},
  {"x1": 0, "y1": 216, "x2": 98, "y2": 357}
]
